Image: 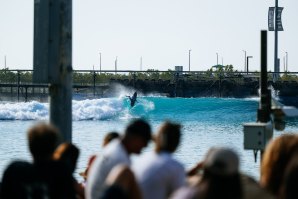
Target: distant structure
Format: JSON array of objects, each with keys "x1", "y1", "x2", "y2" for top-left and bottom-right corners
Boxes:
[{"x1": 175, "y1": 66, "x2": 183, "y2": 75}]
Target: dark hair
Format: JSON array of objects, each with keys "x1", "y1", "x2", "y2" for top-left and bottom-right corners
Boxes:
[
  {"x1": 155, "y1": 121, "x2": 181, "y2": 153},
  {"x1": 1, "y1": 161, "x2": 49, "y2": 199},
  {"x1": 28, "y1": 123, "x2": 61, "y2": 163},
  {"x1": 53, "y1": 143, "x2": 79, "y2": 173},
  {"x1": 124, "y1": 119, "x2": 151, "y2": 141},
  {"x1": 103, "y1": 132, "x2": 120, "y2": 147},
  {"x1": 203, "y1": 171, "x2": 242, "y2": 199}
]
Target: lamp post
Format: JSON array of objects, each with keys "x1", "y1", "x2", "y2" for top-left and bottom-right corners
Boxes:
[
  {"x1": 273, "y1": 0, "x2": 279, "y2": 81},
  {"x1": 115, "y1": 56, "x2": 118, "y2": 74},
  {"x1": 188, "y1": 49, "x2": 191, "y2": 72},
  {"x1": 285, "y1": 52, "x2": 288, "y2": 72},
  {"x1": 246, "y1": 56, "x2": 253, "y2": 75},
  {"x1": 216, "y1": 53, "x2": 218, "y2": 65},
  {"x1": 4, "y1": 55, "x2": 6, "y2": 69},
  {"x1": 242, "y1": 50, "x2": 247, "y2": 72},
  {"x1": 99, "y1": 52, "x2": 102, "y2": 73},
  {"x1": 283, "y1": 56, "x2": 286, "y2": 72},
  {"x1": 140, "y1": 56, "x2": 142, "y2": 71}
]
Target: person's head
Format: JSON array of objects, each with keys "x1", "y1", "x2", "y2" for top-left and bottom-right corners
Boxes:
[
  {"x1": 261, "y1": 134, "x2": 298, "y2": 195},
  {"x1": 281, "y1": 153, "x2": 298, "y2": 199},
  {"x1": 53, "y1": 143, "x2": 80, "y2": 173},
  {"x1": 1, "y1": 161, "x2": 35, "y2": 198},
  {"x1": 102, "y1": 131, "x2": 120, "y2": 147},
  {"x1": 122, "y1": 119, "x2": 152, "y2": 154},
  {"x1": 27, "y1": 123, "x2": 61, "y2": 163},
  {"x1": 155, "y1": 121, "x2": 181, "y2": 153},
  {"x1": 201, "y1": 147, "x2": 242, "y2": 199}
]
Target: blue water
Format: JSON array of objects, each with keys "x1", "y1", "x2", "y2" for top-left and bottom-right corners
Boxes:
[{"x1": 1, "y1": 97, "x2": 298, "y2": 181}]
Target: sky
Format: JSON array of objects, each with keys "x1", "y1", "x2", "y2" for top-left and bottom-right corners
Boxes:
[{"x1": 0, "y1": 0, "x2": 297, "y2": 72}]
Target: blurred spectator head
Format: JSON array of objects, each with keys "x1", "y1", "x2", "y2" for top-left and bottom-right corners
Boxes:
[
  {"x1": 123, "y1": 119, "x2": 152, "y2": 154},
  {"x1": 53, "y1": 142, "x2": 79, "y2": 173},
  {"x1": 201, "y1": 147, "x2": 242, "y2": 199},
  {"x1": 102, "y1": 131, "x2": 120, "y2": 147},
  {"x1": 261, "y1": 134, "x2": 298, "y2": 195},
  {"x1": 155, "y1": 121, "x2": 181, "y2": 153},
  {"x1": 27, "y1": 123, "x2": 61, "y2": 163}
]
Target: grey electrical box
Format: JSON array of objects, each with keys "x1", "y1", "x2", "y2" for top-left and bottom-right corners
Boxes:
[{"x1": 243, "y1": 122, "x2": 273, "y2": 150}]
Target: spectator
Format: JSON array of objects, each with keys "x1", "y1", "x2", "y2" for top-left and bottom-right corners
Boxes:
[
  {"x1": 133, "y1": 121, "x2": 185, "y2": 199},
  {"x1": 171, "y1": 147, "x2": 242, "y2": 199},
  {"x1": 261, "y1": 134, "x2": 298, "y2": 196},
  {"x1": 80, "y1": 132, "x2": 120, "y2": 182},
  {"x1": 53, "y1": 143, "x2": 84, "y2": 199},
  {"x1": 0, "y1": 161, "x2": 42, "y2": 199},
  {"x1": 102, "y1": 131, "x2": 120, "y2": 147},
  {"x1": 27, "y1": 123, "x2": 75, "y2": 199},
  {"x1": 100, "y1": 165, "x2": 142, "y2": 199},
  {"x1": 85, "y1": 119, "x2": 151, "y2": 199},
  {"x1": 280, "y1": 150, "x2": 298, "y2": 199}
]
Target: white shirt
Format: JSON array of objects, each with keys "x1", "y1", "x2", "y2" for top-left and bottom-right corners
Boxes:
[
  {"x1": 133, "y1": 151, "x2": 185, "y2": 199},
  {"x1": 85, "y1": 139, "x2": 130, "y2": 199}
]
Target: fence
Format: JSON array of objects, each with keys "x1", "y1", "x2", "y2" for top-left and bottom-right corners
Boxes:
[{"x1": 0, "y1": 69, "x2": 297, "y2": 101}]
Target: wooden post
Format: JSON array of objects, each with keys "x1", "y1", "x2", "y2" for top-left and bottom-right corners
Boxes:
[{"x1": 33, "y1": 0, "x2": 73, "y2": 142}]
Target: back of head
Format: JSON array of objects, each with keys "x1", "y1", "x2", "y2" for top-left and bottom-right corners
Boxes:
[
  {"x1": 1, "y1": 161, "x2": 35, "y2": 198},
  {"x1": 103, "y1": 132, "x2": 120, "y2": 147},
  {"x1": 124, "y1": 119, "x2": 151, "y2": 143},
  {"x1": 202, "y1": 147, "x2": 242, "y2": 199},
  {"x1": 27, "y1": 123, "x2": 61, "y2": 163},
  {"x1": 53, "y1": 142, "x2": 80, "y2": 173},
  {"x1": 1, "y1": 161, "x2": 49, "y2": 199},
  {"x1": 261, "y1": 134, "x2": 298, "y2": 195},
  {"x1": 155, "y1": 121, "x2": 181, "y2": 153},
  {"x1": 282, "y1": 152, "x2": 298, "y2": 199}
]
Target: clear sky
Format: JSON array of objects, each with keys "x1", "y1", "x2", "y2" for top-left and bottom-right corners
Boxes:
[{"x1": 0, "y1": 0, "x2": 297, "y2": 72}]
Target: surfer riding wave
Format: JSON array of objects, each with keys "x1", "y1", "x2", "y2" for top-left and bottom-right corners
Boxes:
[{"x1": 127, "y1": 92, "x2": 138, "y2": 107}]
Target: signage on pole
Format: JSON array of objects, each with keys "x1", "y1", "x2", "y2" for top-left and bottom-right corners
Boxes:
[
  {"x1": 268, "y1": 7, "x2": 275, "y2": 31},
  {"x1": 276, "y1": 7, "x2": 284, "y2": 31},
  {"x1": 268, "y1": 7, "x2": 284, "y2": 31}
]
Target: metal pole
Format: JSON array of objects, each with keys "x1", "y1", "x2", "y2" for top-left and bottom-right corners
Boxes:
[
  {"x1": 17, "y1": 71, "x2": 20, "y2": 101},
  {"x1": 258, "y1": 30, "x2": 271, "y2": 123},
  {"x1": 286, "y1": 52, "x2": 288, "y2": 71},
  {"x1": 246, "y1": 56, "x2": 253, "y2": 75},
  {"x1": 93, "y1": 65, "x2": 96, "y2": 96},
  {"x1": 216, "y1": 53, "x2": 218, "y2": 65},
  {"x1": 247, "y1": 56, "x2": 249, "y2": 75},
  {"x1": 242, "y1": 50, "x2": 246, "y2": 72},
  {"x1": 274, "y1": 0, "x2": 279, "y2": 81},
  {"x1": 4, "y1": 55, "x2": 6, "y2": 69},
  {"x1": 188, "y1": 49, "x2": 191, "y2": 72},
  {"x1": 115, "y1": 56, "x2": 117, "y2": 74},
  {"x1": 99, "y1": 52, "x2": 102, "y2": 74},
  {"x1": 140, "y1": 56, "x2": 142, "y2": 71},
  {"x1": 221, "y1": 57, "x2": 223, "y2": 66},
  {"x1": 283, "y1": 56, "x2": 285, "y2": 72},
  {"x1": 49, "y1": 0, "x2": 73, "y2": 142}
]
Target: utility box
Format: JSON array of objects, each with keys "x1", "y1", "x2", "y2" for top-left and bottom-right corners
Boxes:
[{"x1": 243, "y1": 122, "x2": 273, "y2": 150}]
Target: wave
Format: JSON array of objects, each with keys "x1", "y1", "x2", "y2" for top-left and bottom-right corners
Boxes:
[
  {"x1": 0, "y1": 97, "x2": 155, "y2": 121},
  {"x1": 0, "y1": 101, "x2": 48, "y2": 120}
]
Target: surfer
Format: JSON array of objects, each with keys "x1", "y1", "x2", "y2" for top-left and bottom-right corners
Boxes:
[{"x1": 127, "y1": 92, "x2": 138, "y2": 107}]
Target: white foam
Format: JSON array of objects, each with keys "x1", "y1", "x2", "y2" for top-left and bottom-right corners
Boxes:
[
  {"x1": 0, "y1": 101, "x2": 48, "y2": 120},
  {"x1": 72, "y1": 98, "x2": 124, "y2": 120},
  {"x1": 0, "y1": 97, "x2": 154, "y2": 121}
]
